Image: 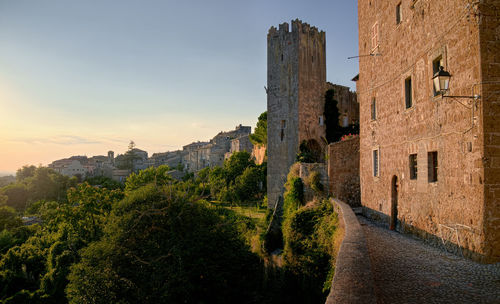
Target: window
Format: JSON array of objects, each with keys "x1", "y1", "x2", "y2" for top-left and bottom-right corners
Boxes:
[
  {"x1": 428, "y1": 151, "x2": 438, "y2": 182},
  {"x1": 281, "y1": 54, "x2": 284, "y2": 61},
  {"x1": 371, "y1": 22, "x2": 379, "y2": 50},
  {"x1": 373, "y1": 149, "x2": 379, "y2": 177},
  {"x1": 432, "y1": 55, "x2": 444, "y2": 96},
  {"x1": 405, "y1": 76, "x2": 412, "y2": 108},
  {"x1": 319, "y1": 116, "x2": 324, "y2": 126},
  {"x1": 342, "y1": 116, "x2": 349, "y2": 127},
  {"x1": 409, "y1": 154, "x2": 417, "y2": 180},
  {"x1": 371, "y1": 98, "x2": 377, "y2": 120},
  {"x1": 396, "y1": 3, "x2": 402, "y2": 24},
  {"x1": 280, "y1": 120, "x2": 286, "y2": 141}
]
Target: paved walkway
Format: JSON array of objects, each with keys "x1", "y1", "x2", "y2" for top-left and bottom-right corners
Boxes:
[{"x1": 359, "y1": 216, "x2": 500, "y2": 304}]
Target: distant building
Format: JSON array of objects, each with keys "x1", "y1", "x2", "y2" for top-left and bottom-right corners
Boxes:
[
  {"x1": 50, "y1": 159, "x2": 87, "y2": 179},
  {"x1": 149, "y1": 150, "x2": 184, "y2": 169},
  {"x1": 182, "y1": 125, "x2": 252, "y2": 172},
  {"x1": 225, "y1": 134, "x2": 254, "y2": 160}
]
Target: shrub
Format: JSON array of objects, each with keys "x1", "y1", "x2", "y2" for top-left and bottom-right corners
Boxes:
[
  {"x1": 308, "y1": 171, "x2": 324, "y2": 194},
  {"x1": 66, "y1": 185, "x2": 263, "y2": 304},
  {"x1": 282, "y1": 200, "x2": 338, "y2": 300}
]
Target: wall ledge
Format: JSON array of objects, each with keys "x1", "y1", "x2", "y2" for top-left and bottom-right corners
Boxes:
[{"x1": 326, "y1": 198, "x2": 376, "y2": 304}]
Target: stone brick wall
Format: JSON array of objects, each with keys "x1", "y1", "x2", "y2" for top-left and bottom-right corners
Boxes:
[
  {"x1": 479, "y1": 0, "x2": 500, "y2": 263},
  {"x1": 299, "y1": 163, "x2": 328, "y2": 203},
  {"x1": 251, "y1": 145, "x2": 266, "y2": 165},
  {"x1": 267, "y1": 20, "x2": 326, "y2": 208},
  {"x1": 182, "y1": 125, "x2": 251, "y2": 172},
  {"x1": 358, "y1": 0, "x2": 498, "y2": 262},
  {"x1": 328, "y1": 137, "x2": 360, "y2": 207}
]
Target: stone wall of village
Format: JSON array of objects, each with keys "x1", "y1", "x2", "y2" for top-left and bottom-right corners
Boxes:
[{"x1": 328, "y1": 137, "x2": 360, "y2": 207}]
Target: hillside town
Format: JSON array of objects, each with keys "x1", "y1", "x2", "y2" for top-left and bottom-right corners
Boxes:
[{"x1": 47, "y1": 124, "x2": 256, "y2": 181}]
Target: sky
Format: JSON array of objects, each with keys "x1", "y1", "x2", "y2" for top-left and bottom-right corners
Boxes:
[{"x1": 0, "y1": 0, "x2": 358, "y2": 174}]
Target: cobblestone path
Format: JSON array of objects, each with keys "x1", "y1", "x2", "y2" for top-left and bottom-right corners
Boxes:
[{"x1": 359, "y1": 216, "x2": 500, "y2": 304}]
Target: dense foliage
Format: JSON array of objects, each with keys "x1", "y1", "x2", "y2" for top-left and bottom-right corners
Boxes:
[
  {"x1": 0, "y1": 176, "x2": 15, "y2": 188},
  {"x1": 0, "y1": 182, "x2": 122, "y2": 303},
  {"x1": 66, "y1": 185, "x2": 262, "y2": 304},
  {"x1": 196, "y1": 152, "x2": 266, "y2": 203},
  {"x1": 0, "y1": 166, "x2": 77, "y2": 211},
  {"x1": 282, "y1": 201, "x2": 338, "y2": 295},
  {"x1": 249, "y1": 111, "x2": 267, "y2": 146},
  {"x1": 264, "y1": 163, "x2": 339, "y2": 302},
  {"x1": 0, "y1": 148, "x2": 336, "y2": 303},
  {"x1": 116, "y1": 141, "x2": 142, "y2": 171}
]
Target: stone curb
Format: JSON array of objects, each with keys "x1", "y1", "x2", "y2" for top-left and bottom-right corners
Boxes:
[{"x1": 325, "y1": 198, "x2": 376, "y2": 304}]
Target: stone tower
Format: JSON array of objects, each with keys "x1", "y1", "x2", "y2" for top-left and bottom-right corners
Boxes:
[
  {"x1": 108, "y1": 150, "x2": 114, "y2": 165},
  {"x1": 267, "y1": 20, "x2": 326, "y2": 208}
]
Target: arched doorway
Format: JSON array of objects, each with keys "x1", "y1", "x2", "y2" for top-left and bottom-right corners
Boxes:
[
  {"x1": 390, "y1": 175, "x2": 398, "y2": 231},
  {"x1": 306, "y1": 139, "x2": 322, "y2": 162}
]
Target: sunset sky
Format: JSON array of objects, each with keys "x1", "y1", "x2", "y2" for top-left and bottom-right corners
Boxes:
[{"x1": 0, "y1": 0, "x2": 358, "y2": 175}]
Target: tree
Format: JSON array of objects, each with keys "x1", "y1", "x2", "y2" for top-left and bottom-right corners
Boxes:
[
  {"x1": 208, "y1": 167, "x2": 226, "y2": 200},
  {"x1": 0, "y1": 194, "x2": 7, "y2": 206},
  {"x1": 1, "y1": 183, "x2": 30, "y2": 211},
  {"x1": 324, "y1": 89, "x2": 343, "y2": 143},
  {"x1": 234, "y1": 167, "x2": 264, "y2": 202},
  {"x1": 124, "y1": 165, "x2": 173, "y2": 192},
  {"x1": 66, "y1": 184, "x2": 262, "y2": 304},
  {"x1": 0, "y1": 176, "x2": 16, "y2": 188},
  {"x1": 85, "y1": 176, "x2": 124, "y2": 190},
  {"x1": 249, "y1": 111, "x2": 267, "y2": 146},
  {"x1": 324, "y1": 89, "x2": 359, "y2": 143},
  {"x1": 223, "y1": 151, "x2": 254, "y2": 183},
  {"x1": 0, "y1": 206, "x2": 22, "y2": 231},
  {"x1": 117, "y1": 141, "x2": 142, "y2": 172},
  {"x1": 16, "y1": 165, "x2": 37, "y2": 181}
]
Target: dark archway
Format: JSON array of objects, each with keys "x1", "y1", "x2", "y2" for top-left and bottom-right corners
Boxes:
[
  {"x1": 390, "y1": 175, "x2": 398, "y2": 231},
  {"x1": 306, "y1": 139, "x2": 322, "y2": 162}
]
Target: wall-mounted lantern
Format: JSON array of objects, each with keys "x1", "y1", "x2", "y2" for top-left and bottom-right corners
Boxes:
[{"x1": 433, "y1": 66, "x2": 480, "y2": 100}]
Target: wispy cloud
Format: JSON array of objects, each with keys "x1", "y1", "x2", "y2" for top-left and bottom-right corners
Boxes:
[
  {"x1": 190, "y1": 122, "x2": 211, "y2": 129},
  {"x1": 8, "y1": 135, "x2": 104, "y2": 145}
]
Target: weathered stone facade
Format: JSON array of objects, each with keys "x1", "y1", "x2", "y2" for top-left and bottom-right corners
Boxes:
[
  {"x1": 328, "y1": 137, "x2": 361, "y2": 207},
  {"x1": 225, "y1": 134, "x2": 254, "y2": 160},
  {"x1": 357, "y1": 0, "x2": 500, "y2": 262},
  {"x1": 326, "y1": 82, "x2": 359, "y2": 126},
  {"x1": 267, "y1": 20, "x2": 327, "y2": 207},
  {"x1": 149, "y1": 150, "x2": 184, "y2": 169},
  {"x1": 251, "y1": 144, "x2": 267, "y2": 165},
  {"x1": 182, "y1": 125, "x2": 251, "y2": 172}
]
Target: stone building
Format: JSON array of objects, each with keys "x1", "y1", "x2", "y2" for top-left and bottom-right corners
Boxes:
[
  {"x1": 225, "y1": 134, "x2": 254, "y2": 160},
  {"x1": 267, "y1": 20, "x2": 327, "y2": 207},
  {"x1": 357, "y1": 0, "x2": 499, "y2": 262},
  {"x1": 149, "y1": 150, "x2": 184, "y2": 169},
  {"x1": 182, "y1": 125, "x2": 251, "y2": 172},
  {"x1": 182, "y1": 141, "x2": 210, "y2": 172},
  {"x1": 326, "y1": 82, "x2": 359, "y2": 127}
]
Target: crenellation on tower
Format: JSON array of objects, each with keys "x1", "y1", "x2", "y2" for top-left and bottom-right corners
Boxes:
[
  {"x1": 278, "y1": 22, "x2": 289, "y2": 33},
  {"x1": 268, "y1": 26, "x2": 277, "y2": 37}
]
